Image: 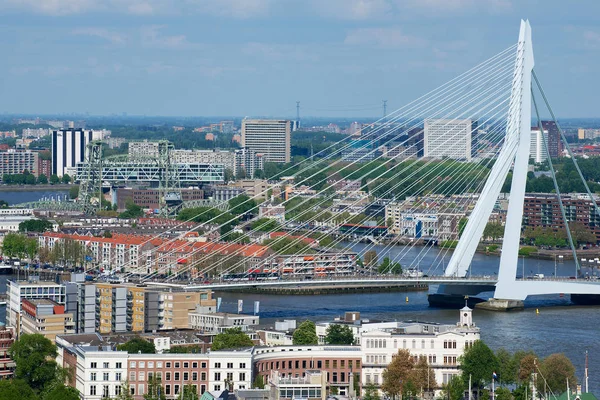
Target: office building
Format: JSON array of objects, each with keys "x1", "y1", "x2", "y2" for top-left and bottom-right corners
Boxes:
[
  {"x1": 128, "y1": 140, "x2": 159, "y2": 160},
  {"x1": 234, "y1": 148, "x2": 264, "y2": 178},
  {"x1": 530, "y1": 127, "x2": 549, "y2": 163},
  {"x1": 188, "y1": 311, "x2": 259, "y2": 334},
  {"x1": 424, "y1": 119, "x2": 477, "y2": 161},
  {"x1": 172, "y1": 149, "x2": 235, "y2": 171},
  {"x1": 0, "y1": 150, "x2": 39, "y2": 177},
  {"x1": 542, "y1": 120, "x2": 562, "y2": 158},
  {"x1": 241, "y1": 119, "x2": 291, "y2": 163},
  {"x1": 52, "y1": 129, "x2": 95, "y2": 177}
]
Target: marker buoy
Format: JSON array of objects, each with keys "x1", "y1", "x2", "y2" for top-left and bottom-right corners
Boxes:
[
  {"x1": 405, "y1": 296, "x2": 409, "y2": 303},
  {"x1": 536, "y1": 308, "x2": 540, "y2": 315}
]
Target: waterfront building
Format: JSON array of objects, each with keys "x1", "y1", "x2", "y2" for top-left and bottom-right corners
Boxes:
[
  {"x1": 241, "y1": 119, "x2": 291, "y2": 163},
  {"x1": 188, "y1": 310, "x2": 259, "y2": 334},
  {"x1": 20, "y1": 298, "x2": 75, "y2": 342},
  {"x1": 0, "y1": 149, "x2": 39, "y2": 177},
  {"x1": 424, "y1": 119, "x2": 477, "y2": 161}
]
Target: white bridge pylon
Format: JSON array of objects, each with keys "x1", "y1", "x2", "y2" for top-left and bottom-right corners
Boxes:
[{"x1": 443, "y1": 20, "x2": 600, "y2": 301}]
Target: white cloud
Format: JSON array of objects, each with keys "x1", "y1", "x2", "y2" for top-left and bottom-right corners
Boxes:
[
  {"x1": 344, "y1": 27, "x2": 427, "y2": 48},
  {"x1": 72, "y1": 27, "x2": 127, "y2": 44},
  {"x1": 187, "y1": 0, "x2": 271, "y2": 18},
  {"x1": 3, "y1": 0, "x2": 97, "y2": 15},
  {"x1": 242, "y1": 42, "x2": 318, "y2": 62},
  {"x1": 312, "y1": 0, "x2": 391, "y2": 20},
  {"x1": 140, "y1": 25, "x2": 192, "y2": 49},
  {"x1": 396, "y1": 0, "x2": 511, "y2": 13}
]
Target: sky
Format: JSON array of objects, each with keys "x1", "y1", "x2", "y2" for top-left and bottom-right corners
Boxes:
[{"x1": 0, "y1": 0, "x2": 599, "y2": 118}]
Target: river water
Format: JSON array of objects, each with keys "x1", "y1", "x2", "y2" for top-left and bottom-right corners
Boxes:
[{"x1": 0, "y1": 189, "x2": 69, "y2": 204}]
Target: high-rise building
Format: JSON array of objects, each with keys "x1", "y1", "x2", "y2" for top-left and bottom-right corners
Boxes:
[
  {"x1": 530, "y1": 127, "x2": 548, "y2": 163},
  {"x1": 424, "y1": 119, "x2": 477, "y2": 161},
  {"x1": 542, "y1": 120, "x2": 562, "y2": 158},
  {"x1": 241, "y1": 119, "x2": 291, "y2": 163},
  {"x1": 0, "y1": 150, "x2": 39, "y2": 177},
  {"x1": 51, "y1": 129, "x2": 95, "y2": 177},
  {"x1": 234, "y1": 147, "x2": 264, "y2": 178}
]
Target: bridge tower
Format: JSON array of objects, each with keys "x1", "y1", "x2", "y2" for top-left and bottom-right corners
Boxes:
[
  {"x1": 439, "y1": 20, "x2": 534, "y2": 301},
  {"x1": 79, "y1": 140, "x2": 103, "y2": 215},
  {"x1": 157, "y1": 140, "x2": 182, "y2": 218}
]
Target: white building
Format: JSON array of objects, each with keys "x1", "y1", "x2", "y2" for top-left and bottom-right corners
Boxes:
[
  {"x1": 424, "y1": 119, "x2": 476, "y2": 161},
  {"x1": 128, "y1": 141, "x2": 159, "y2": 160},
  {"x1": 360, "y1": 306, "x2": 479, "y2": 391},
  {"x1": 188, "y1": 311, "x2": 259, "y2": 334},
  {"x1": 530, "y1": 127, "x2": 548, "y2": 163},
  {"x1": 208, "y1": 349, "x2": 254, "y2": 392},
  {"x1": 73, "y1": 346, "x2": 129, "y2": 400},
  {"x1": 52, "y1": 129, "x2": 99, "y2": 177},
  {"x1": 241, "y1": 119, "x2": 291, "y2": 163}
]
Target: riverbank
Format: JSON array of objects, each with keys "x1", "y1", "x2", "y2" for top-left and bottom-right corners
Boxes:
[
  {"x1": 217, "y1": 283, "x2": 428, "y2": 295},
  {"x1": 0, "y1": 184, "x2": 73, "y2": 192}
]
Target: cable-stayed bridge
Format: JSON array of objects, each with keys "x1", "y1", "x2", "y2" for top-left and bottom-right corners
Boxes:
[{"x1": 75, "y1": 20, "x2": 600, "y2": 309}]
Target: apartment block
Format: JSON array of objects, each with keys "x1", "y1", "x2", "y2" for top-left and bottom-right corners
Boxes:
[
  {"x1": 21, "y1": 299, "x2": 75, "y2": 342},
  {"x1": 424, "y1": 119, "x2": 477, "y2": 161},
  {"x1": 95, "y1": 283, "x2": 127, "y2": 334},
  {"x1": 0, "y1": 150, "x2": 39, "y2": 177},
  {"x1": 241, "y1": 119, "x2": 291, "y2": 163}
]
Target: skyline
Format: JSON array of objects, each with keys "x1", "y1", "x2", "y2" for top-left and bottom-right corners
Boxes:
[{"x1": 1, "y1": 0, "x2": 600, "y2": 118}]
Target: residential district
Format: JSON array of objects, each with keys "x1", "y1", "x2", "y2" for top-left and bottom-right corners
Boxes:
[{"x1": 0, "y1": 116, "x2": 597, "y2": 400}]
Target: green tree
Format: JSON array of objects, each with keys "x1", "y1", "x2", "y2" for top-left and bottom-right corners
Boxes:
[
  {"x1": 483, "y1": 222, "x2": 504, "y2": 241},
  {"x1": 495, "y1": 386, "x2": 513, "y2": 400},
  {"x1": 228, "y1": 194, "x2": 257, "y2": 217},
  {"x1": 378, "y1": 257, "x2": 402, "y2": 274},
  {"x1": 250, "y1": 217, "x2": 281, "y2": 232},
  {"x1": 61, "y1": 173, "x2": 71, "y2": 184},
  {"x1": 459, "y1": 340, "x2": 499, "y2": 390},
  {"x1": 19, "y1": 218, "x2": 54, "y2": 233},
  {"x1": 410, "y1": 356, "x2": 437, "y2": 393},
  {"x1": 117, "y1": 337, "x2": 156, "y2": 354},
  {"x1": 381, "y1": 349, "x2": 414, "y2": 399},
  {"x1": 25, "y1": 237, "x2": 38, "y2": 261},
  {"x1": 45, "y1": 385, "x2": 80, "y2": 400},
  {"x1": 324, "y1": 324, "x2": 355, "y2": 345},
  {"x1": 49, "y1": 174, "x2": 60, "y2": 185},
  {"x1": 37, "y1": 174, "x2": 48, "y2": 184},
  {"x1": 9, "y1": 333, "x2": 58, "y2": 392},
  {"x1": 253, "y1": 374, "x2": 265, "y2": 389},
  {"x1": 497, "y1": 348, "x2": 518, "y2": 384},
  {"x1": 211, "y1": 327, "x2": 253, "y2": 351},
  {"x1": 0, "y1": 379, "x2": 37, "y2": 400},
  {"x1": 120, "y1": 200, "x2": 144, "y2": 219},
  {"x1": 144, "y1": 375, "x2": 166, "y2": 400},
  {"x1": 458, "y1": 217, "x2": 468, "y2": 237},
  {"x1": 179, "y1": 384, "x2": 198, "y2": 400},
  {"x1": 115, "y1": 381, "x2": 135, "y2": 400},
  {"x1": 264, "y1": 236, "x2": 314, "y2": 255},
  {"x1": 69, "y1": 186, "x2": 79, "y2": 199},
  {"x1": 442, "y1": 375, "x2": 466, "y2": 400},
  {"x1": 292, "y1": 320, "x2": 319, "y2": 345},
  {"x1": 363, "y1": 384, "x2": 380, "y2": 400},
  {"x1": 1, "y1": 232, "x2": 27, "y2": 258},
  {"x1": 538, "y1": 353, "x2": 577, "y2": 394}
]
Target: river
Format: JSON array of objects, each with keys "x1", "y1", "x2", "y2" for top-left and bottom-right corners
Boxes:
[{"x1": 0, "y1": 189, "x2": 69, "y2": 205}]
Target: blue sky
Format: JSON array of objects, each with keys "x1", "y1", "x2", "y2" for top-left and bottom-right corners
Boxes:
[{"x1": 1, "y1": 0, "x2": 599, "y2": 118}]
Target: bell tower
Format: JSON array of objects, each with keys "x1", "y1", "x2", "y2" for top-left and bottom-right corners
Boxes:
[{"x1": 460, "y1": 302, "x2": 473, "y2": 327}]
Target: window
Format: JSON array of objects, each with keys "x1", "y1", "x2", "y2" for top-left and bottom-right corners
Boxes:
[
  {"x1": 138, "y1": 372, "x2": 145, "y2": 381},
  {"x1": 227, "y1": 362, "x2": 233, "y2": 369},
  {"x1": 175, "y1": 362, "x2": 180, "y2": 368},
  {"x1": 214, "y1": 372, "x2": 221, "y2": 381},
  {"x1": 166, "y1": 372, "x2": 171, "y2": 381},
  {"x1": 138, "y1": 385, "x2": 144, "y2": 395},
  {"x1": 116, "y1": 362, "x2": 122, "y2": 369},
  {"x1": 166, "y1": 362, "x2": 172, "y2": 368},
  {"x1": 317, "y1": 361, "x2": 322, "y2": 369},
  {"x1": 129, "y1": 372, "x2": 136, "y2": 382},
  {"x1": 240, "y1": 363, "x2": 246, "y2": 369},
  {"x1": 174, "y1": 372, "x2": 180, "y2": 381},
  {"x1": 214, "y1": 385, "x2": 221, "y2": 391},
  {"x1": 116, "y1": 386, "x2": 122, "y2": 396},
  {"x1": 90, "y1": 373, "x2": 97, "y2": 381},
  {"x1": 91, "y1": 362, "x2": 97, "y2": 369},
  {"x1": 90, "y1": 385, "x2": 96, "y2": 396},
  {"x1": 184, "y1": 372, "x2": 189, "y2": 381},
  {"x1": 325, "y1": 360, "x2": 330, "y2": 368},
  {"x1": 412, "y1": 340, "x2": 416, "y2": 349},
  {"x1": 130, "y1": 361, "x2": 136, "y2": 368},
  {"x1": 103, "y1": 372, "x2": 109, "y2": 381},
  {"x1": 227, "y1": 373, "x2": 234, "y2": 381},
  {"x1": 302, "y1": 361, "x2": 306, "y2": 368},
  {"x1": 157, "y1": 362, "x2": 163, "y2": 368},
  {"x1": 103, "y1": 362, "x2": 109, "y2": 369},
  {"x1": 184, "y1": 362, "x2": 189, "y2": 368},
  {"x1": 240, "y1": 372, "x2": 246, "y2": 381},
  {"x1": 103, "y1": 385, "x2": 109, "y2": 397},
  {"x1": 201, "y1": 362, "x2": 207, "y2": 368},
  {"x1": 166, "y1": 385, "x2": 171, "y2": 395},
  {"x1": 201, "y1": 384, "x2": 206, "y2": 394},
  {"x1": 130, "y1": 386, "x2": 135, "y2": 396},
  {"x1": 422, "y1": 340, "x2": 426, "y2": 349},
  {"x1": 140, "y1": 362, "x2": 145, "y2": 368},
  {"x1": 193, "y1": 372, "x2": 198, "y2": 381},
  {"x1": 192, "y1": 362, "x2": 198, "y2": 368},
  {"x1": 148, "y1": 362, "x2": 154, "y2": 368},
  {"x1": 215, "y1": 362, "x2": 221, "y2": 368},
  {"x1": 333, "y1": 360, "x2": 337, "y2": 368},
  {"x1": 295, "y1": 360, "x2": 299, "y2": 369},
  {"x1": 341, "y1": 360, "x2": 345, "y2": 368},
  {"x1": 174, "y1": 385, "x2": 180, "y2": 395}
]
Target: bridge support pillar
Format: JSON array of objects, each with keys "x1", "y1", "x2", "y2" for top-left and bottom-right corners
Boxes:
[{"x1": 474, "y1": 298, "x2": 524, "y2": 312}]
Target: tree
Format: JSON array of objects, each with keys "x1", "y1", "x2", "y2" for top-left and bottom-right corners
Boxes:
[
  {"x1": 364, "y1": 250, "x2": 378, "y2": 269},
  {"x1": 37, "y1": 174, "x2": 48, "y2": 184},
  {"x1": 381, "y1": 349, "x2": 414, "y2": 399},
  {"x1": 25, "y1": 237, "x2": 38, "y2": 261},
  {"x1": 324, "y1": 324, "x2": 354, "y2": 345},
  {"x1": 442, "y1": 375, "x2": 466, "y2": 400},
  {"x1": 1, "y1": 232, "x2": 27, "y2": 259},
  {"x1": 117, "y1": 337, "x2": 156, "y2": 354},
  {"x1": 228, "y1": 194, "x2": 257, "y2": 217},
  {"x1": 378, "y1": 257, "x2": 402, "y2": 274},
  {"x1": 483, "y1": 222, "x2": 504, "y2": 241},
  {"x1": 49, "y1": 174, "x2": 60, "y2": 184},
  {"x1": 211, "y1": 327, "x2": 253, "y2": 351},
  {"x1": 251, "y1": 217, "x2": 281, "y2": 232},
  {"x1": 115, "y1": 381, "x2": 135, "y2": 400},
  {"x1": 495, "y1": 387, "x2": 513, "y2": 400},
  {"x1": 516, "y1": 351, "x2": 538, "y2": 383},
  {"x1": 61, "y1": 173, "x2": 71, "y2": 184},
  {"x1": 179, "y1": 384, "x2": 198, "y2": 400},
  {"x1": 19, "y1": 218, "x2": 54, "y2": 233},
  {"x1": 363, "y1": 384, "x2": 381, "y2": 400},
  {"x1": 144, "y1": 375, "x2": 166, "y2": 400},
  {"x1": 497, "y1": 348, "x2": 518, "y2": 384},
  {"x1": 120, "y1": 200, "x2": 144, "y2": 219},
  {"x1": 45, "y1": 385, "x2": 80, "y2": 400},
  {"x1": 292, "y1": 320, "x2": 319, "y2": 345},
  {"x1": 459, "y1": 340, "x2": 499, "y2": 390},
  {"x1": 538, "y1": 353, "x2": 577, "y2": 394},
  {"x1": 410, "y1": 356, "x2": 437, "y2": 393},
  {"x1": 69, "y1": 185, "x2": 79, "y2": 199},
  {"x1": 0, "y1": 379, "x2": 37, "y2": 400},
  {"x1": 253, "y1": 374, "x2": 265, "y2": 389},
  {"x1": 458, "y1": 218, "x2": 468, "y2": 237},
  {"x1": 9, "y1": 333, "x2": 58, "y2": 392}
]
